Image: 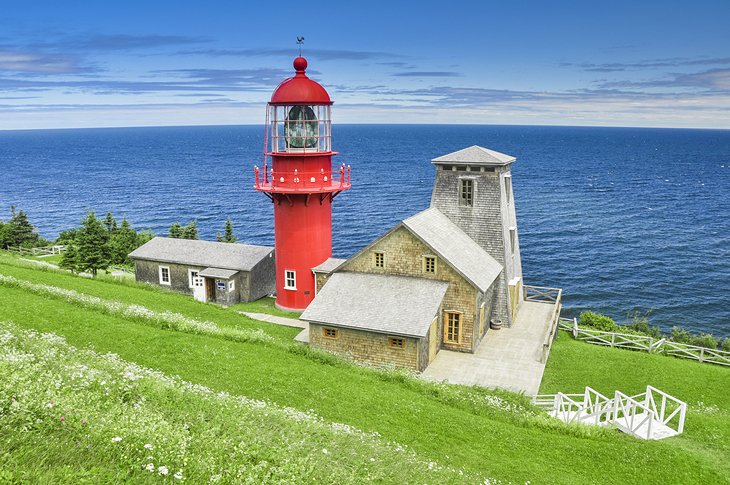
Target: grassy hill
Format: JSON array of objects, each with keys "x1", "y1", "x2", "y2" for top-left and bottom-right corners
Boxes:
[{"x1": 1, "y1": 253, "x2": 728, "y2": 484}]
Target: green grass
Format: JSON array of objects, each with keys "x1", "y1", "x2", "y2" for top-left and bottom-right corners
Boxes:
[
  {"x1": 22, "y1": 253, "x2": 64, "y2": 265},
  {"x1": 230, "y1": 296, "x2": 303, "y2": 319},
  {"x1": 1, "y1": 253, "x2": 729, "y2": 484},
  {"x1": 541, "y1": 332, "x2": 730, "y2": 479}
]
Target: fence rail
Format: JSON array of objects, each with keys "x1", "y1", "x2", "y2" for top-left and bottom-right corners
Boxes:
[
  {"x1": 6, "y1": 245, "x2": 66, "y2": 256},
  {"x1": 558, "y1": 317, "x2": 730, "y2": 367},
  {"x1": 524, "y1": 285, "x2": 562, "y2": 303},
  {"x1": 525, "y1": 286, "x2": 563, "y2": 363}
]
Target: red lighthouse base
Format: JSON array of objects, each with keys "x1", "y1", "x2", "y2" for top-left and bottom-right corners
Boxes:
[{"x1": 273, "y1": 194, "x2": 332, "y2": 311}]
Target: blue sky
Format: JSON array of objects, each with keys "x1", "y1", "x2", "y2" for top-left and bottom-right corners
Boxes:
[{"x1": 1, "y1": 0, "x2": 729, "y2": 129}]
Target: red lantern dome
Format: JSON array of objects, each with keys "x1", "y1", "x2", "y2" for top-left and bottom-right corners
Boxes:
[{"x1": 270, "y1": 57, "x2": 332, "y2": 105}]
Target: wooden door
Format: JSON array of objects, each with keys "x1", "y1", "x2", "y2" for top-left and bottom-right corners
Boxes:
[
  {"x1": 205, "y1": 278, "x2": 216, "y2": 302},
  {"x1": 428, "y1": 317, "x2": 438, "y2": 363}
]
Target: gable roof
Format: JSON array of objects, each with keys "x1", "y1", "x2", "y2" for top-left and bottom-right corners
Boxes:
[
  {"x1": 128, "y1": 237, "x2": 273, "y2": 272},
  {"x1": 312, "y1": 257, "x2": 347, "y2": 274},
  {"x1": 300, "y1": 272, "x2": 448, "y2": 337},
  {"x1": 431, "y1": 145, "x2": 516, "y2": 166},
  {"x1": 402, "y1": 208, "x2": 502, "y2": 292}
]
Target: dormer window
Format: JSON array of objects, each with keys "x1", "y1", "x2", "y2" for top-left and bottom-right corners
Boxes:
[{"x1": 459, "y1": 178, "x2": 474, "y2": 207}]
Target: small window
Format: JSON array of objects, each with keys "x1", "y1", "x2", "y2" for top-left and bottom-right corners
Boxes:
[
  {"x1": 284, "y1": 270, "x2": 296, "y2": 290},
  {"x1": 459, "y1": 178, "x2": 474, "y2": 207},
  {"x1": 373, "y1": 251, "x2": 384, "y2": 269},
  {"x1": 509, "y1": 227, "x2": 516, "y2": 253},
  {"x1": 444, "y1": 311, "x2": 461, "y2": 343},
  {"x1": 322, "y1": 327, "x2": 339, "y2": 339},
  {"x1": 188, "y1": 269, "x2": 199, "y2": 288},
  {"x1": 159, "y1": 266, "x2": 170, "y2": 285},
  {"x1": 228, "y1": 280, "x2": 235, "y2": 292},
  {"x1": 423, "y1": 255, "x2": 436, "y2": 274},
  {"x1": 388, "y1": 337, "x2": 405, "y2": 349}
]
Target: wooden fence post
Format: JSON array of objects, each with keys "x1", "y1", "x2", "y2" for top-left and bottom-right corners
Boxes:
[{"x1": 573, "y1": 318, "x2": 578, "y2": 338}]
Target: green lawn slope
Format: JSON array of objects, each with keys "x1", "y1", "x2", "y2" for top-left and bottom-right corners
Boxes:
[{"x1": 1, "y1": 253, "x2": 728, "y2": 484}]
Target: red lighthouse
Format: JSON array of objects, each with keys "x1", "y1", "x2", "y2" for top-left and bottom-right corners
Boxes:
[{"x1": 254, "y1": 56, "x2": 351, "y2": 311}]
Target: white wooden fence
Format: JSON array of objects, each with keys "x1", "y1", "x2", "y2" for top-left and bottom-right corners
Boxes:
[
  {"x1": 6, "y1": 245, "x2": 66, "y2": 256},
  {"x1": 558, "y1": 317, "x2": 730, "y2": 367},
  {"x1": 535, "y1": 385, "x2": 687, "y2": 440}
]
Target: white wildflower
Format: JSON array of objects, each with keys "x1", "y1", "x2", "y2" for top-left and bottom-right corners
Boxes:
[
  {"x1": 322, "y1": 448, "x2": 328, "y2": 454},
  {"x1": 111, "y1": 436, "x2": 122, "y2": 442},
  {"x1": 146, "y1": 463, "x2": 155, "y2": 472},
  {"x1": 158, "y1": 465, "x2": 169, "y2": 476},
  {"x1": 144, "y1": 443, "x2": 154, "y2": 450},
  {"x1": 174, "y1": 470, "x2": 183, "y2": 480}
]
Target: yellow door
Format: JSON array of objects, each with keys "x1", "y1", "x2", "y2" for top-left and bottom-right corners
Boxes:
[{"x1": 428, "y1": 317, "x2": 438, "y2": 362}]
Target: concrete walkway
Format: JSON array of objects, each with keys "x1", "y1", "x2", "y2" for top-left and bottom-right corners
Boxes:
[
  {"x1": 238, "y1": 311, "x2": 305, "y2": 328},
  {"x1": 239, "y1": 311, "x2": 310, "y2": 344},
  {"x1": 422, "y1": 301, "x2": 557, "y2": 395}
]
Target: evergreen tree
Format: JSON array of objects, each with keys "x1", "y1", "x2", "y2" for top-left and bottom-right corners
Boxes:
[
  {"x1": 104, "y1": 212, "x2": 118, "y2": 234},
  {"x1": 137, "y1": 229, "x2": 155, "y2": 246},
  {"x1": 7, "y1": 206, "x2": 40, "y2": 248},
  {"x1": 181, "y1": 220, "x2": 199, "y2": 240},
  {"x1": 59, "y1": 243, "x2": 80, "y2": 273},
  {"x1": 75, "y1": 211, "x2": 110, "y2": 276},
  {"x1": 55, "y1": 228, "x2": 79, "y2": 245},
  {"x1": 169, "y1": 222, "x2": 184, "y2": 238},
  {"x1": 216, "y1": 217, "x2": 238, "y2": 243},
  {"x1": 109, "y1": 217, "x2": 139, "y2": 265},
  {"x1": 0, "y1": 221, "x2": 8, "y2": 249}
]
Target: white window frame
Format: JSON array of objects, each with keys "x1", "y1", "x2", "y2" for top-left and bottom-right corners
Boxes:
[
  {"x1": 159, "y1": 265, "x2": 171, "y2": 285},
  {"x1": 228, "y1": 280, "x2": 235, "y2": 292},
  {"x1": 284, "y1": 270, "x2": 297, "y2": 290},
  {"x1": 188, "y1": 269, "x2": 199, "y2": 288},
  {"x1": 458, "y1": 177, "x2": 475, "y2": 207}
]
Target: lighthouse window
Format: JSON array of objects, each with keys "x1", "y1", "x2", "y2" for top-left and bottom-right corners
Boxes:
[
  {"x1": 373, "y1": 251, "x2": 384, "y2": 268},
  {"x1": 459, "y1": 178, "x2": 474, "y2": 207},
  {"x1": 284, "y1": 270, "x2": 297, "y2": 290},
  {"x1": 444, "y1": 312, "x2": 461, "y2": 344},
  {"x1": 423, "y1": 255, "x2": 436, "y2": 274},
  {"x1": 285, "y1": 105, "x2": 318, "y2": 149}
]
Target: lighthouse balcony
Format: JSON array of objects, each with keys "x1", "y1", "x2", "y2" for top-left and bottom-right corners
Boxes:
[{"x1": 253, "y1": 165, "x2": 351, "y2": 194}]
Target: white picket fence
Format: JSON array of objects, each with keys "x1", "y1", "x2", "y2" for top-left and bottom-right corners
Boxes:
[
  {"x1": 558, "y1": 318, "x2": 730, "y2": 367},
  {"x1": 534, "y1": 385, "x2": 687, "y2": 440}
]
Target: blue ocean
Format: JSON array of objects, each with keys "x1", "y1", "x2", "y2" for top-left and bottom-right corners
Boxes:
[{"x1": 0, "y1": 124, "x2": 728, "y2": 336}]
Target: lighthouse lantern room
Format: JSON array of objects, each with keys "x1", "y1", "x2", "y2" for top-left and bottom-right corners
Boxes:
[{"x1": 254, "y1": 56, "x2": 351, "y2": 311}]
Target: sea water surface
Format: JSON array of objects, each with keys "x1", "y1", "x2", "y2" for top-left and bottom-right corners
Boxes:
[{"x1": 0, "y1": 124, "x2": 728, "y2": 336}]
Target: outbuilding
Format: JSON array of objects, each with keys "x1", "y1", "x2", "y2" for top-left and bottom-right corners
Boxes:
[{"x1": 128, "y1": 237, "x2": 275, "y2": 306}]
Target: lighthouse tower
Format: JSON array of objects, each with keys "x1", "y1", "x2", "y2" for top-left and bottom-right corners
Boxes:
[{"x1": 254, "y1": 57, "x2": 351, "y2": 311}]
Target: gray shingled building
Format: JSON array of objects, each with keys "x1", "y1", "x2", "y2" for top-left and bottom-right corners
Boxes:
[
  {"x1": 129, "y1": 237, "x2": 275, "y2": 306},
  {"x1": 301, "y1": 145, "x2": 529, "y2": 371}
]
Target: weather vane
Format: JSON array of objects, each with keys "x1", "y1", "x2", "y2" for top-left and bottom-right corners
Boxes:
[{"x1": 296, "y1": 36, "x2": 304, "y2": 57}]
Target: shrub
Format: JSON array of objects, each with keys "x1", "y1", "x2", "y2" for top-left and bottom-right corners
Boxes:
[
  {"x1": 670, "y1": 326, "x2": 693, "y2": 344},
  {"x1": 722, "y1": 338, "x2": 730, "y2": 353},
  {"x1": 691, "y1": 333, "x2": 719, "y2": 350},
  {"x1": 578, "y1": 311, "x2": 620, "y2": 332},
  {"x1": 625, "y1": 311, "x2": 662, "y2": 338}
]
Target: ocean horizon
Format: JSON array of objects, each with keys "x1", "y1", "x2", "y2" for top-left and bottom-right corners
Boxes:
[{"x1": 1, "y1": 123, "x2": 728, "y2": 336}]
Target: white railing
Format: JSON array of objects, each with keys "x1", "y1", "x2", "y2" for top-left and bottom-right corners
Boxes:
[
  {"x1": 536, "y1": 386, "x2": 687, "y2": 440},
  {"x1": 6, "y1": 245, "x2": 66, "y2": 256},
  {"x1": 558, "y1": 318, "x2": 730, "y2": 367},
  {"x1": 612, "y1": 390, "x2": 655, "y2": 439}
]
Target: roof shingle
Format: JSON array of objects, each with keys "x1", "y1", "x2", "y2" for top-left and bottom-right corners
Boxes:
[
  {"x1": 128, "y1": 237, "x2": 273, "y2": 272},
  {"x1": 300, "y1": 272, "x2": 448, "y2": 337}
]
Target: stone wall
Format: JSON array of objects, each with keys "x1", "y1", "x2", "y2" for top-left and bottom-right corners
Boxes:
[
  {"x1": 309, "y1": 323, "x2": 426, "y2": 371},
  {"x1": 339, "y1": 226, "x2": 478, "y2": 353},
  {"x1": 430, "y1": 165, "x2": 517, "y2": 326},
  {"x1": 133, "y1": 259, "x2": 245, "y2": 306}
]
